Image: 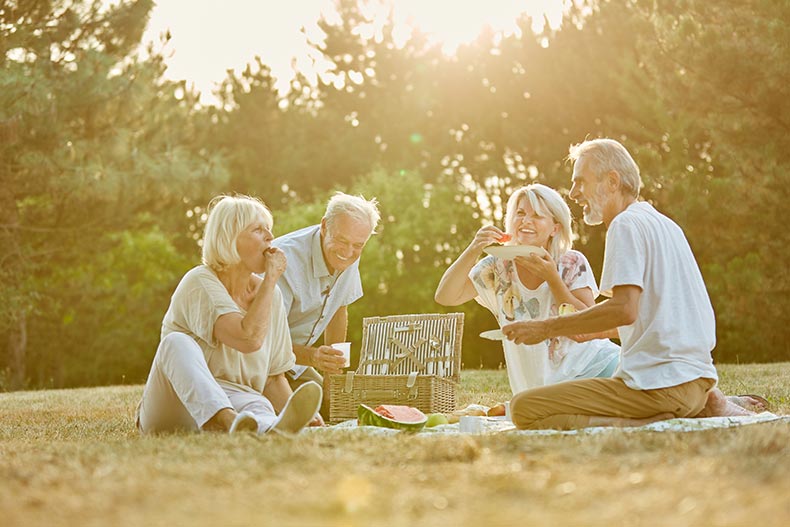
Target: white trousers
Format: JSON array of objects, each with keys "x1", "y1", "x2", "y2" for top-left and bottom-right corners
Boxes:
[{"x1": 137, "y1": 332, "x2": 279, "y2": 434}]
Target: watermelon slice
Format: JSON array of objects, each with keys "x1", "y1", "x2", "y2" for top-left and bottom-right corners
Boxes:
[{"x1": 357, "y1": 404, "x2": 428, "y2": 432}]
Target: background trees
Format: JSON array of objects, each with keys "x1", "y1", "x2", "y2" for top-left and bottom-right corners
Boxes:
[{"x1": 2, "y1": 0, "x2": 786, "y2": 389}]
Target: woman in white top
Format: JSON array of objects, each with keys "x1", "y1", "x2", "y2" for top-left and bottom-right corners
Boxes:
[
  {"x1": 136, "y1": 195, "x2": 322, "y2": 435},
  {"x1": 435, "y1": 184, "x2": 620, "y2": 395}
]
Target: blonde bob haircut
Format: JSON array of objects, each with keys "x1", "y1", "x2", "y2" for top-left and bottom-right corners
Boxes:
[
  {"x1": 504, "y1": 183, "x2": 573, "y2": 262},
  {"x1": 201, "y1": 194, "x2": 273, "y2": 272}
]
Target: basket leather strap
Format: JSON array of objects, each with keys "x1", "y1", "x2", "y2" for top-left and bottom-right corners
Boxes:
[
  {"x1": 343, "y1": 371, "x2": 355, "y2": 394},
  {"x1": 407, "y1": 371, "x2": 418, "y2": 398}
]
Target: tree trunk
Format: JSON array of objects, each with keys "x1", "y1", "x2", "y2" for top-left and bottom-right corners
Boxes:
[{"x1": 7, "y1": 313, "x2": 27, "y2": 390}]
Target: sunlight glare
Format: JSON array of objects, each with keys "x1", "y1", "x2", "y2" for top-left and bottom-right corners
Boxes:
[{"x1": 141, "y1": 0, "x2": 569, "y2": 105}]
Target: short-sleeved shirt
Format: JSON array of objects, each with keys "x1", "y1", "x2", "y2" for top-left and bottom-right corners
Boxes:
[
  {"x1": 160, "y1": 266, "x2": 296, "y2": 394},
  {"x1": 470, "y1": 250, "x2": 620, "y2": 394},
  {"x1": 273, "y1": 224, "x2": 363, "y2": 345},
  {"x1": 600, "y1": 202, "x2": 718, "y2": 390}
]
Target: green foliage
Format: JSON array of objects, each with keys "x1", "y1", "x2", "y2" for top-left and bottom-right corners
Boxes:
[
  {"x1": 3, "y1": 0, "x2": 787, "y2": 390},
  {"x1": 1, "y1": 0, "x2": 229, "y2": 389}
]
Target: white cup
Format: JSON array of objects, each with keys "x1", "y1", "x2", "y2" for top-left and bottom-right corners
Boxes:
[
  {"x1": 459, "y1": 415, "x2": 484, "y2": 434},
  {"x1": 505, "y1": 401, "x2": 512, "y2": 422},
  {"x1": 331, "y1": 342, "x2": 351, "y2": 368}
]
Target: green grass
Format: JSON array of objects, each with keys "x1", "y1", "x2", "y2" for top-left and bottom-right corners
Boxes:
[{"x1": 1, "y1": 364, "x2": 788, "y2": 527}]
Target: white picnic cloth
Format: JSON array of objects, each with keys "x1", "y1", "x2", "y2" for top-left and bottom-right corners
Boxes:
[{"x1": 311, "y1": 413, "x2": 787, "y2": 436}]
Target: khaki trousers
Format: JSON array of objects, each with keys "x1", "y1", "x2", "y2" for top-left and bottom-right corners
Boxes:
[{"x1": 511, "y1": 376, "x2": 715, "y2": 430}]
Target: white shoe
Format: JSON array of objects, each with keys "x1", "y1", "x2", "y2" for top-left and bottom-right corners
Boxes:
[
  {"x1": 269, "y1": 381, "x2": 322, "y2": 437},
  {"x1": 229, "y1": 410, "x2": 258, "y2": 434}
]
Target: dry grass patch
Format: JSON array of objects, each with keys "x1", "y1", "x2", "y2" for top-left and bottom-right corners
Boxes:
[{"x1": 1, "y1": 363, "x2": 788, "y2": 527}]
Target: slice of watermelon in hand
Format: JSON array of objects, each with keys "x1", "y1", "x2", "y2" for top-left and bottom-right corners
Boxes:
[{"x1": 498, "y1": 233, "x2": 511, "y2": 243}]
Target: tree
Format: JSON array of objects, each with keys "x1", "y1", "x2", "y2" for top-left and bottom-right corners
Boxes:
[{"x1": 0, "y1": 0, "x2": 228, "y2": 388}]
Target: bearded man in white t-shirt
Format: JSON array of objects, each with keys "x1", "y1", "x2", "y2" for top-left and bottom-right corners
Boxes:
[{"x1": 503, "y1": 138, "x2": 761, "y2": 430}]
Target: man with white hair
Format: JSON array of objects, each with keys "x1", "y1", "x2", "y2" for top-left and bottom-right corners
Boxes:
[
  {"x1": 272, "y1": 192, "x2": 380, "y2": 412},
  {"x1": 503, "y1": 138, "x2": 758, "y2": 430}
]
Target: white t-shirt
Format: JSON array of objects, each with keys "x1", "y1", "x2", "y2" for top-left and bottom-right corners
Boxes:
[
  {"x1": 161, "y1": 266, "x2": 296, "y2": 394},
  {"x1": 600, "y1": 202, "x2": 718, "y2": 390},
  {"x1": 470, "y1": 250, "x2": 620, "y2": 394}
]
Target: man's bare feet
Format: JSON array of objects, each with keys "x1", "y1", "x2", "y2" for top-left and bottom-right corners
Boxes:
[
  {"x1": 697, "y1": 388, "x2": 755, "y2": 417},
  {"x1": 588, "y1": 412, "x2": 674, "y2": 428},
  {"x1": 726, "y1": 395, "x2": 768, "y2": 412}
]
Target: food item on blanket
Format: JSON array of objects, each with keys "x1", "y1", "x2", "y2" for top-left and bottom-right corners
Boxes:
[
  {"x1": 451, "y1": 404, "x2": 488, "y2": 421},
  {"x1": 357, "y1": 404, "x2": 428, "y2": 432},
  {"x1": 498, "y1": 233, "x2": 512, "y2": 243},
  {"x1": 425, "y1": 413, "x2": 450, "y2": 427},
  {"x1": 487, "y1": 403, "x2": 507, "y2": 417}
]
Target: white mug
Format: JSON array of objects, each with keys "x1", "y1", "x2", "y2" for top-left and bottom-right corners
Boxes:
[{"x1": 459, "y1": 415, "x2": 484, "y2": 434}]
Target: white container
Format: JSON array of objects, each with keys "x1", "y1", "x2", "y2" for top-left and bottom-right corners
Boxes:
[
  {"x1": 459, "y1": 415, "x2": 484, "y2": 434},
  {"x1": 505, "y1": 401, "x2": 512, "y2": 422},
  {"x1": 331, "y1": 342, "x2": 351, "y2": 368}
]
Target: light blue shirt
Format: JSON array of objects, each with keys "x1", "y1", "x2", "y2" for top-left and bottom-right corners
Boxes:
[{"x1": 272, "y1": 224, "x2": 363, "y2": 350}]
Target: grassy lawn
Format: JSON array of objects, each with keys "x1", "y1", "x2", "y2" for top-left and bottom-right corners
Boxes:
[{"x1": 1, "y1": 364, "x2": 788, "y2": 527}]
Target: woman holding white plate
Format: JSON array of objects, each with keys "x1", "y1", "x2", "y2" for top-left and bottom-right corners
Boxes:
[{"x1": 435, "y1": 184, "x2": 619, "y2": 394}]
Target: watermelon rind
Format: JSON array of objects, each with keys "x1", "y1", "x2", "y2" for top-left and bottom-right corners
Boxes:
[{"x1": 357, "y1": 404, "x2": 428, "y2": 432}]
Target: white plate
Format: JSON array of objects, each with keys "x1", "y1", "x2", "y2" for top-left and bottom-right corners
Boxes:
[
  {"x1": 483, "y1": 245, "x2": 545, "y2": 259},
  {"x1": 479, "y1": 329, "x2": 505, "y2": 341}
]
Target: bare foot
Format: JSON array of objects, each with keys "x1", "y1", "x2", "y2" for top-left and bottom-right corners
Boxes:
[
  {"x1": 588, "y1": 412, "x2": 674, "y2": 428},
  {"x1": 202, "y1": 408, "x2": 238, "y2": 432},
  {"x1": 697, "y1": 389, "x2": 755, "y2": 417},
  {"x1": 726, "y1": 395, "x2": 767, "y2": 412}
]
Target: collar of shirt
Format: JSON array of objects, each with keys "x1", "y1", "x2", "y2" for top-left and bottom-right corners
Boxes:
[{"x1": 310, "y1": 227, "x2": 333, "y2": 279}]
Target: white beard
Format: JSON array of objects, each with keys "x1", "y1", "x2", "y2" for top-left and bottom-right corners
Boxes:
[{"x1": 582, "y1": 186, "x2": 607, "y2": 226}]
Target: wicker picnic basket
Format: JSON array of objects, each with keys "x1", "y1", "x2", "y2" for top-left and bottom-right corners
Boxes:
[{"x1": 328, "y1": 312, "x2": 464, "y2": 424}]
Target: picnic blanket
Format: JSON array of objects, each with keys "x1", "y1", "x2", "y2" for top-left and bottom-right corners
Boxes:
[{"x1": 314, "y1": 413, "x2": 787, "y2": 436}]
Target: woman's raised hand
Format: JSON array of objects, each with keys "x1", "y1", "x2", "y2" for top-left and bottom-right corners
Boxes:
[
  {"x1": 514, "y1": 250, "x2": 557, "y2": 282},
  {"x1": 263, "y1": 247, "x2": 287, "y2": 280},
  {"x1": 471, "y1": 225, "x2": 508, "y2": 252}
]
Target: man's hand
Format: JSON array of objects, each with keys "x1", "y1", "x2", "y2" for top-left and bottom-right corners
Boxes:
[
  {"x1": 502, "y1": 319, "x2": 551, "y2": 345},
  {"x1": 311, "y1": 345, "x2": 346, "y2": 375}
]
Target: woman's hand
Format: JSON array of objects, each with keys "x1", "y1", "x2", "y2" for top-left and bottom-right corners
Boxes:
[
  {"x1": 263, "y1": 247, "x2": 287, "y2": 280},
  {"x1": 470, "y1": 225, "x2": 508, "y2": 252},
  {"x1": 514, "y1": 251, "x2": 558, "y2": 282}
]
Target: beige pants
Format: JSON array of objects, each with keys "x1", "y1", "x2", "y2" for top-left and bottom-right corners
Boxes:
[{"x1": 511, "y1": 376, "x2": 716, "y2": 430}]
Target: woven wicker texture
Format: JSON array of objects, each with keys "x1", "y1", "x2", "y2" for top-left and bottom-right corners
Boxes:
[{"x1": 329, "y1": 313, "x2": 464, "y2": 423}]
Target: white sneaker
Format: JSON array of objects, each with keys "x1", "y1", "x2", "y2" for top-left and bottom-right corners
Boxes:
[
  {"x1": 229, "y1": 410, "x2": 258, "y2": 434},
  {"x1": 269, "y1": 381, "x2": 322, "y2": 437}
]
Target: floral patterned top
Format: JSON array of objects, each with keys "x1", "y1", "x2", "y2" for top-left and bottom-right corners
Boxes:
[{"x1": 470, "y1": 250, "x2": 619, "y2": 394}]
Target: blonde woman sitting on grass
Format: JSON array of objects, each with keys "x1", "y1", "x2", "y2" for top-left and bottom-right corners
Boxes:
[
  {"x1": 136, "y1": 195, "x2": 322, "y2": 436},
  {"x1": 435, "y1": 183, "x2": 620, "y2": 394}
]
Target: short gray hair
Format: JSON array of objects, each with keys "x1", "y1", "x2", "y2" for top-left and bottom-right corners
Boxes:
[
  {"x1": 504, "y1": 184, "x2": 572, "y2": 262},
  {"x1": 202, "y1": 195, "x2": 273, "y2": 272},
  {"x1": 324, "y1": 192, "x2": 381, "y2": 234},
  {"x1": 568, "y1": 138, "x2": 642, "y2": 198}
]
